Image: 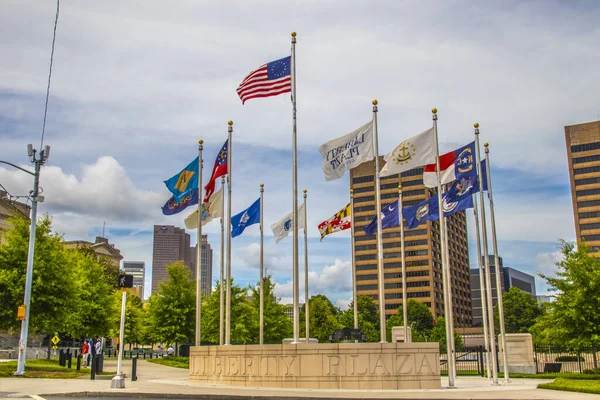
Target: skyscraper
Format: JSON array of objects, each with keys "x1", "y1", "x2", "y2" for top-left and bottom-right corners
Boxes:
[
  {"x1": 122, "y1": 261, "x2": 145, "y2": 299},
  {"x1": 151, "y1": 225, "x2": 213, "y2": 296},
  {"x1": 565, "y1": 120, "x2": 600, "y2": 253},
  {"x1": 350, "y1": 158, "x2": 472, "y2": 325}
]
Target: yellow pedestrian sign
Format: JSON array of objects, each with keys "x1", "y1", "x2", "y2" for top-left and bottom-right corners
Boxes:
[{"x1": 51, "y1": 335, "x2": 60, "y2": 345}]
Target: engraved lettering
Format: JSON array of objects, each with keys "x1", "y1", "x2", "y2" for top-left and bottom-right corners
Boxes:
[
  {"x1": 281, "y1": 356, "x2": 297, "y2": 376},
  {"x1": 213, "y1": 357, "x2": 223, "y2": 375},
  {"x1": 260, "y1": 356, "x2": 277, "y2": 376},
  {"x1": 326, "y1": 355, "x2": 342, "y2": 376},
  {"x1": 371, "y1": 355, "x2": 390, "y2": 375},
  {"x1": 417, "y1": 354, "x2": 434, "y2": 375},
  {"x1": 243, "y1": 357, "x2": 254, "y2": 376},
  {"x1": 395, "y1": 354, "x2": 413, "y2": 374},
  {"x1": 350, "y1": 354, "x2": 368, "y2": 376},
  {"x1": 228, "y1": 356, "x2": 239, "y2": 375}
]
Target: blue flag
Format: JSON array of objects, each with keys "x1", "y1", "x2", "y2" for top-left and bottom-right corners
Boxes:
[
  {"x1": 161, "y1": 189, "x2": 199, "y2": 216},
  {"x1": 446, "y1": 159, "x2": 488, "y2": 202},
  {"x1": 363, "y1": 200, "x2": 400, "y2": 235},
  {"x1": 163, "y1": 157, "x2": 199, "y2": 202},
  {"x1": 403, "y1": 192, "x2": 474, "y2": 229},
  {"x1": 231, "y1": 198, "x2": 260, "y2": 238}
]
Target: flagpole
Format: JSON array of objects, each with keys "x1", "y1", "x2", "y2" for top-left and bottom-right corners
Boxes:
[
  {"x1": 399, "y1": 185, "x2": 408, "y2": 342},
  {"x1": 474, "y1": 122, "x2": 499, "y2": 384},
  {"x1": 259, "y1": 183, "x2": 265, "y2": 345},
  {"x1": 432, "y1": 108, "x2": 454, "y2": 387},
  {"x1": 372, "y1": 99, "x2": 386, "y2": 343},
  {"x1": 350, "y1": 189, "x2": 358, "y2": 330},
  {"x1": 443, "y1": 214, "x2": 457, "y2": 383},
  {"x1": 225, "y1": 120, "x2": 233, "y2": 345},
  {"x1": 291, "y1": 31, "x2": 300, "y2": 344},
  {"x1": 220, "y1": 175, "x2": 225, "y2": 346},
  {"x1": 485, "y1": 142, "x2": 509, "y2": 382},
  {"x1": 195, "y1": 140, "x2": 203, "y2": 346},
  {"x1": 302, "y1": 189, "x2": 310, "y2": 343},
  {"x1": 473, "y1": 194, "x2": 492, "y2": 378}
]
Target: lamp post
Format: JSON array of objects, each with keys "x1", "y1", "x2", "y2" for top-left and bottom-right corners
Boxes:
[{"x1": 1, "y1": 144, "x2": 51, "y2": 376}]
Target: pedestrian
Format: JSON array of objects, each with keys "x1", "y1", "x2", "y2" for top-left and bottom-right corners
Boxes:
[
  {"x1": 167, "y1": 345, "x2": 175, "y2": 356},
  {"x1": 95, "y1": 338, "x2": 102, "y2": 356},
  {"x1": 81, "y1": 339, "x2": 90, "y2": 367},
  {"x1": 88, "y1": 337, "x2": 95, "y2": 366}
]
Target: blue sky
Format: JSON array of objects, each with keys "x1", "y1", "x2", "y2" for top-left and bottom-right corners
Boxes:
[{"x1": 1, "y1": 0, "x2": 598, "y2": 308}]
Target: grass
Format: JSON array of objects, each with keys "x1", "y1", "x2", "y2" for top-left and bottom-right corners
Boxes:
[
  {"x1": 147, "y1": 356, "x2": 189, "y2": 369},
  {"x1": 0, "y1": 359, "x2": 91, "y2": 378},
  {"x1": 538, "y1": 377, "x2": 600, "y2": 395}
]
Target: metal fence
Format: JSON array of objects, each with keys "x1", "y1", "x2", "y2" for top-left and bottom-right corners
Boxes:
[
  {"x1": 534, "y1": 345, "x2": 599, "y2": 374},
  {"x1": 440, "y1": 346, "x2": 490, "y2": 376}
]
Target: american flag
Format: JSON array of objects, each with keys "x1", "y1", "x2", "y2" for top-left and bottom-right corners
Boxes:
[{"x1": 236, "y1": 56, "x2": 291, "y2": 104}]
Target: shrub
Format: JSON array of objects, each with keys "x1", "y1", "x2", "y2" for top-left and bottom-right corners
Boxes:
[{"x1": 555, "y1": 355, "x2": 585, "y2": 362}]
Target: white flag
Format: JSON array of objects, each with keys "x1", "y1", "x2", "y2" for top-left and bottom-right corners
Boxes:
[
  {"x1": 380, "y1": 127, "x2": 436, "y2": 177},
  {"x1": 271, "y1": 203, "x2": 305, "y2": 243},
  {"x1": 318, "y1": 121, "x2": 374, "y2": 181},
  {"x1": 184, "y1": 187, "x2": 223, "y2": 229}
]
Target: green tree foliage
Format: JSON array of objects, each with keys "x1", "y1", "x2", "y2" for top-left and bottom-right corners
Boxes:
[
  {"x1": 532, "y1": 241, "x2": 600, "y2": 347},
  {"x1": 338, "y1": 295, "x2": 380, "y2": 342},
  {"x1": 199, "y1": 280, "x2": 223, "y2": 344},
  {"x1": 494, "y1": 287, "x2": 543, "y2": 334},
  {"x1": 66, "y1": 248, "x2": 116, "y2": 338},
  {"x1": 146, "y1": 262, "x2": 196, "y2": 345},
  {"x1": 385, "y1": 300, "x2": 435, "y2": 342},
  {"x1": 300, "y1": 294, "x2": 342, "y2": 343},
  {"x1": 110, "y1": 289, "x2": 145, "y2": 346},
  {"x1": 429, "y1": 317, "x2": 464, "y2": 352},
  {"x1": 249, "y1": 276, "x2": 292, "y2": 344},
  {"x1": 0, "y1": 215, "x2": 78, "y2": 335}
]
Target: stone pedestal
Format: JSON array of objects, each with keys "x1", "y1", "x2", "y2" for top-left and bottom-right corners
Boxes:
[
  {"x1": 391, "y1": 326, "x2": 412, "y2": 343},
  {"x1": 190, "y1": 342, "x2": 440, "y2": 390},
  {"x1": 498, "y1": 333, "x2": 536, "y2": 374},
  {"x1": 110, "y1": 374, "x2": 125, "y2": 388}
]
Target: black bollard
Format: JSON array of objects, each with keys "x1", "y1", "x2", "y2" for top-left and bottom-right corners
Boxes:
[
  {"x1": 143, "y1": 351, "x2": 146, "y2": 360},
  {"x1": 132, "y1": 356, "x2": 137, "y2": 381},
  {"x1": 76, "y1": 354, "x2": 81, "y2": 371},
  {"x1": 90, "y1": 356, "x2": 95, "y2": 380},
  {"x1": 67, "y1": 353, "x2": 72, "y2": 369},
  {"x1": 59, "y1": 349, "x2": 64, "y2": 367}
]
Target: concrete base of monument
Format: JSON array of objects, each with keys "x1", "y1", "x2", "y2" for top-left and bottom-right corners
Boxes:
[{"x1": 189, "y1": 342, "x2": 440, "y2": 390}]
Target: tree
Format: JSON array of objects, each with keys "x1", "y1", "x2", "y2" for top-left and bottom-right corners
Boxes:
[
  {"x1": 0, "y1": 215, "x2": 78, "y2": 336},
  {"x1": 429, "y1": 317, "x2": 464, "y2": 352},
  {"x1": 300, "y1": 294, "x2": 342, "y2": 343},
  {"x1": 249, "y1": 276, "x2": 292, "y2": 344},
  {"x1": 110, "y1": 289, "x2": 145, "y2": 347},
  {"x1": 385, "y1": 300, "x2": 435, "y2": 342},
  {"x1": 533, "y1": 241, "x2": 600, "y2": 347},
  {"x1": 146, "y1": 262, "x2": 196, "y2": 346},
  {"x1": 494, "y1": 287, "x2": 543, "y2": 334},
  {"x1": 338, "y1": 295, "x2": 380, "y2": 342}
]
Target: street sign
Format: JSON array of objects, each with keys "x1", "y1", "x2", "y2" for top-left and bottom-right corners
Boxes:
[
  {"x1": 118, "y1": 274, "x2": 134, "y2": 288},
  {"x1": 51, "y1": 335, "x2": 60, "y2": 345}
]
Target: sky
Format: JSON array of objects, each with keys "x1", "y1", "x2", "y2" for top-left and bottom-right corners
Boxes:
[{"x1": 1, "y1": 0, "x2": 598, "y2": 309}]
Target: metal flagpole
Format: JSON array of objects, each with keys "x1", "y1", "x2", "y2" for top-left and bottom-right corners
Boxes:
[
  {"x1": 226, "y1": 121, "x2": 233, "y2": 345},
  {"x1": 485, "y1": 142, "x2": 510, "y2": 382},
  {"x1": 195, "y1": 140, "x2": 204, "y2": 346},
  {"x1": 291, "y1": 31, "x2": 300, "y2": 344},
  {"x1": 304, "y1": 189, "x2": 310, "y2": 343},
  {"x1": 372, "y1": 99, "x2": 386, "y2": 343},
  {"x1": 220, "y1": 176, "x2": 226, "y2": 346},
  {"x1": 432, "y1": 108, "x2": 454, "y2": 387},
  {"x1": 350, "y1": 189, "x2": 358, "y2": 330},
  {"x1": 473, "y1": 195, "x2": 492, "y2": 378},
  {"x1": 260, "y1": 183, "x2": 265, "y2": 345},
  {"x1": 443, "y1": 215, "x2": 457, "y2": 383},
  {"x1": 399, "y1": 185, "x2": 408, "y2": 342},
  {"x1": 111, "y1": 288, "x2": 127, "y2": 387},
  {"x1": 474, "y1": 123, "x2": 499, "y2": 384}
]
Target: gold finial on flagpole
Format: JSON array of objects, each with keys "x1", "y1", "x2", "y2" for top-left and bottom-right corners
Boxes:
[
  {"x1": 228, "y1": 120, "x2": 233, "y2": 126},
  {"x1": 199, "y1": 139, "x2": 203, "y2": 144},
  {"x1": 303, "y1": 189, "x2": 307, "y2": 194},
  {"x1": 398, "y1": 185, "x2": 402, "y2": 190},
  {"x1": 291, "y1": 31, "x2": 297, "y2": 37},
  {"x1": 432, "y1": 108, "x2": 437, "y2": 114},
  {"x1": 372, "y1": 99, "x2": 378, "y2": 105},
  {"x1": 474, "y1": 122, "x2": 479, "y2": 128},
  {"x1": 484, "y1": 142, "x2": 489, "y2": 148},
  {"x1": 350, "y1": 189, "x2": 354, "y2": 194},
  {"x1": 260, "y1": 183, "x2": 264, "y2": 188}
]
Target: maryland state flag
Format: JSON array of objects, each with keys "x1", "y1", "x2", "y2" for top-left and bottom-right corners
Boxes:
[{"x1": 318, "y1": 203, "x2": 351, "y2": 241}]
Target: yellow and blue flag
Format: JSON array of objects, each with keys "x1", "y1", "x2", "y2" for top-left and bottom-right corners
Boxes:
[{"x1": 164, "y1": 157, "x2": 199, "y2": 202}]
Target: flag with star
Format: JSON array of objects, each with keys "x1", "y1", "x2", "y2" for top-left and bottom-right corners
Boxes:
[
  {"x1": 318, "y1": 203, "x2": 351, "y2": 241},
  {"x1": 236, "y1": 56, "x2": 292, "y2": 104},
  {"x1": 204, "y1": 139, "x2": 228, "y2": 203},
  {"x1": 363, "y1": 200, "x2": 400, "y2": 235}
]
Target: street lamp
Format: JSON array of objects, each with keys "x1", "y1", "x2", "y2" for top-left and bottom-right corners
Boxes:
[{"x1": 0, "y1": 144, "x2": 51, "y2": 376}]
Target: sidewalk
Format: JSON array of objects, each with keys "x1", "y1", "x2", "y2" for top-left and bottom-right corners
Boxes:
[{"x1": 0, "y1": 358, "x2": 597, "y2": 399}]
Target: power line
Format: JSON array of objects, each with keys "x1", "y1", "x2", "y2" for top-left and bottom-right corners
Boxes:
[{"x1": 40, "y1": 0, "x2": 60, "y2": 151}]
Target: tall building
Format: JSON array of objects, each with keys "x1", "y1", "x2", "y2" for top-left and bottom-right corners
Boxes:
[
  {"x1": 469, "y1": 255, "x2": 536, "y2": 327},
  {"x1": 63, "y1": 236, "x2": 123, "y2": 268},
  {"x1": 122, "y1": 261, "x2": 145, "y2": 299},
  {"x1": 350, "y1": 159, "x2": 472, "y2": 325},
  {"x1": 151, "y1": 225, "x2": 212, "y2": 296},
  {"x1": 565, "y1": 120, "x2": 600, "y2": 254}
]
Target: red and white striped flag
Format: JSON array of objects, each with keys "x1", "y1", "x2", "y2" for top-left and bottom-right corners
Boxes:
[{"x1": 236, "y1": 56, "x2": 291, "y2": 104}]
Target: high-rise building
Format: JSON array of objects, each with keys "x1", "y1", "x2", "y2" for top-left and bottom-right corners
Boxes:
[
  {"x1": 565, "y1": 120, "x2": 600, "y2": 253},
  {"x1": 122, "y1": 261, "x2": 145, "y2": 299},
  {"x1": 151, "y1": 225, "x2": 212, "y2": 296},
  {"x1": 469, "y1": 255, "x2": 536, "y2": 327},
  {"x1": 349, "y1": 159, "x2": 472, "y2": 326}
]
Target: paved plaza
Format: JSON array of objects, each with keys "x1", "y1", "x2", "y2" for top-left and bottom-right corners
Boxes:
[{"x1": 0, "y1": 358, "x2": 597, "y2": 399}]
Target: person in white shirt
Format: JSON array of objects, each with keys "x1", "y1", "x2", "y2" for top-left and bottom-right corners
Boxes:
[
  {"x1": 167, "y1": 346, "x2": 175, "y2": 356},
  {"x1": 94, "y1": 338, "x2": 102, "y2": 355}
]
